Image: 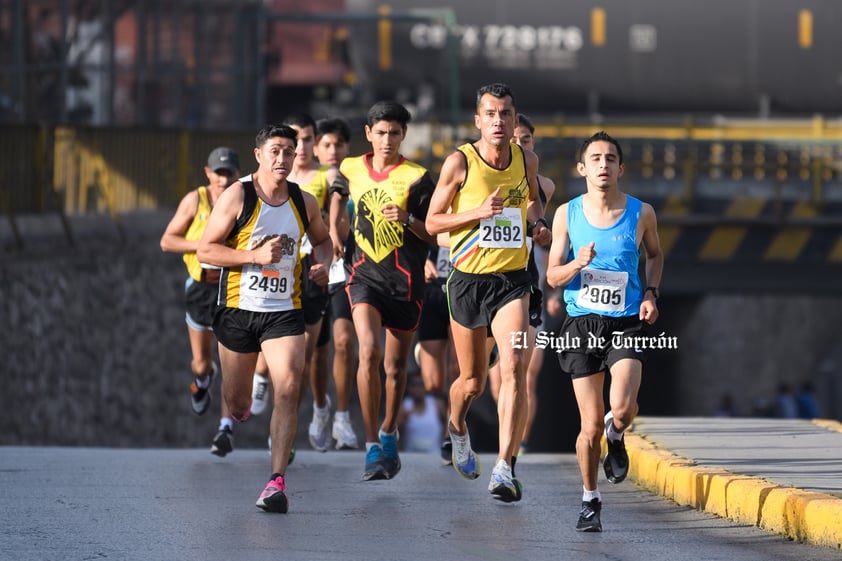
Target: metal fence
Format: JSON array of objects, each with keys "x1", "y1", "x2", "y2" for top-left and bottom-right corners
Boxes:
[
  {"x1": 0, "y1": 124, "x2": 255, "y2": 217},
  {"x1": 2, "y1": 119, "x2": 842, "y2": 221}
]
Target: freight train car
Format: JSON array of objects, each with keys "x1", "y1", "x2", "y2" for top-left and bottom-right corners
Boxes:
[{"x1": 344, "y1": 0, "x2": 842, "y2": 117}]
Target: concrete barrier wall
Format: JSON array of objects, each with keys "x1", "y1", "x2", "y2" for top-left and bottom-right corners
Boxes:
[{"x1": 0, "y1": 211, "x2": 287, "y2": 449}]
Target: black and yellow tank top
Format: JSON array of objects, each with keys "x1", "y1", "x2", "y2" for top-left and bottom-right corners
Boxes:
[
  {"x1": 449, "y1": 143, "x2": 530, "y2": 274},
  {"x1": 340, "y1": 153, "x2": 434, "y2": 301},
  {"x1": 218, "y1": 176, "x2": 310, "y2": 312},
  {"x1": 183, "y1": 186, "x2": 213, "y2": 282}
]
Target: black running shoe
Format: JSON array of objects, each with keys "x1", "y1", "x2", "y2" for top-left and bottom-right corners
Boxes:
[
  {"x1": 440, "y1": 439, "x2": 452, "y2": 466},
  {"x1": 190, "y1": 364, "x2": 216, "y2": 415},
  {"x1": 603, "y1": 412, "x2": 629, "y2": 483},
  {"x1": 576, "y1": 498, "x2": 602, "y2": 532},
  {"x1": 210, "y1": 427, "x2": 233, "y2": 457}
]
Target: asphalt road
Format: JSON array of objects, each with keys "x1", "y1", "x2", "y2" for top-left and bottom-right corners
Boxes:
[{"x1": 0, "y1": 446, "x2": 838, "y2": 561}]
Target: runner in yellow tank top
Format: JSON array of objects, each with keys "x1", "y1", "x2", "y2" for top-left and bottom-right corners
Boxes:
[
  {"x1": 426, "y1": 83, "x2": 549, "y2": 503},
  {"x1": 160, "y1": 147, "x2": 241, "y2": 456}
]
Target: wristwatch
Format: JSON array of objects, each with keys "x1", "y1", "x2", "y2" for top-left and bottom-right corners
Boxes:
[
  {"x1": 403, "y1": 213, "x2": 416, "y2": 227},
  {"x1": 645, "y1": 286, "x2": 659, "y2": 299}
]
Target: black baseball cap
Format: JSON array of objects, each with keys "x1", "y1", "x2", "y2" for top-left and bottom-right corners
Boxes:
[{"x1": 207, "y1": 147, "x2": 240, "y2": 174}]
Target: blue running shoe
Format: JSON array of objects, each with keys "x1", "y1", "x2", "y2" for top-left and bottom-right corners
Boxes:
[
  {"x1": 448, "y1": 419, "x2": 481, "y2": 480},
  {"x1": 363, "y1": 444, "x2": 387, "y2": 481},
  {"x1": 379, "y1": 431, "x2": 401, "y2": 479}
]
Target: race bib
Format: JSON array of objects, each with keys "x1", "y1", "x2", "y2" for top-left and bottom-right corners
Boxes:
[
  {"x1": 243, "y1": 258, "x2": 294, "y2": 300},
  {"x1": 576, "y1": 268, "x2": 628, "y2": 313},
  {"x1": 329, "y1": 257, "x2": 347, "y2": 284},
  {"x1": 436, "y1": 247, "x2": 452, "y2": 279},
  {"x1": 479, "y1": 207, "x2": 524, "y2": 249},
  {"x1": 299, "y1": 233, "x2": 313, "y2": 256}
]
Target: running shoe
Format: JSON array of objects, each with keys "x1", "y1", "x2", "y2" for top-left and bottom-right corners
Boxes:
[
  {"x1": 210, "y1": 426, "x2": 233, "y2": 457},
  {"x1": 488, "y1": 459, "x2": 522, "y2": 502},
  {"x1": 255, "y1": 474, "x2": 288, "y2": 513},
  {"x1": 190, "y1": 363, "x2": 216, "y2": 415},
  {"x1": 332, "y1": 415, "x2": 359, "y2": 450},
  {"x1": 308, "y1": 395, "x2": 332, "y2": 452},
  {"x1": 603, "y1": 411, "x2": 629, "y2": 484},
  {"x1": 250, "y1": 374, "x2": 270, "y2": 415},
  {"x1": 440, "y1": 438, "x2": 452, "y2": 466},
  {"x1": 362, "y1": 444, "x2": 387, "y2": 481},
  {"x1": 576, "y1": 498, "x2": 602, "y2": 532},
  {"x1": 448, "y1": 419, "x2": 481, "y2": 479},
  {"x1": 379, "y1": 430, "x2": 401, "y2": 479}
]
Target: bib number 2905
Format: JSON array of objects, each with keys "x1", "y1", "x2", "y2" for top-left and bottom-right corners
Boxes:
[{"x1": 576, "y1": 268, "x2": 628, "y2": 313}]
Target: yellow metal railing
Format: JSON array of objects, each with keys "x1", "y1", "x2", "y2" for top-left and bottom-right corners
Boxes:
[{"x1": 1, "y1": 119, "x2": 841, "y2": 217}]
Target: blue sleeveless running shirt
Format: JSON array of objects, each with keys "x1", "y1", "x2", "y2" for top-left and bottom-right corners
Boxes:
[{"x1": 563, "y1": 194, "x2": 643, "y2": 317}]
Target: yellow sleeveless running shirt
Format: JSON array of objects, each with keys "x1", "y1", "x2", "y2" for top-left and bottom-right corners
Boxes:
[
  {"x1": 298, "y1": 165, "x2": 330, "y2": 210},
  {"x1": 219, "y1": 178, "x2": 307, "y2": 312},
  {"x1": 449, "y1": 143, "x2": 530, "y2": 274},
  {"x1": 183, "y1": 186, "x2": 212, "y2": 281},
  {"x1": 296, "y1": 165, "x2": 330, "y2": 258}
]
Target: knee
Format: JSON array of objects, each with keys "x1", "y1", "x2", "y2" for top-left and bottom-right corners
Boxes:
[
  {"x1": 357, "y1": 342, "x2": 381, "y2": 367},
  {"x1": 333, "y1": 335, "x2": 355, "y2": 359},
  {"x1": 455, "y1": 376, "x2": 484, "y2": 400},
  {"x1": 499, "y1": 349, "x2": 527, "y2": 377},
  {"x1": 580, "y1": 418, "x2": 604, "y2": 444}
]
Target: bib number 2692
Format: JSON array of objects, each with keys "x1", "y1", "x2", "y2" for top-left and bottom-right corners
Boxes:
[{"x1": 479, "y1": 208, "x2": 523, "y2": 249}]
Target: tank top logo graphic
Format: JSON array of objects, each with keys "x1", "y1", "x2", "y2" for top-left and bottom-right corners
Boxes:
[
  {"x1": 252, "y1": 233, "x2": 297, "y2": 256},
  {"x1": 355, "y1": 188, "x2": 403, "y2": 263}
]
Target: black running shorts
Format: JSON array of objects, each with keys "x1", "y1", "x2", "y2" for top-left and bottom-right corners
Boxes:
[
  {"x1": 446, "y1": 268, "x2": 531, "y2": 330},
  {"x1": 213, "y1": 307, "x2": 304, "y2": 353},
  {"x1": 417, "y1": 281, "x2": 450, "y2": 342},
  {"x1": 346, "y1": 283, "x2": 422, "y2": 332},
  {"x1": 557, "y1": 314, "x2": 646, "y2": 379},
  {"x1": 185, "y1": 278, "x2": 219, "y2": 329},
  {"x1": 302, "y1": 292, "x2": 329, "y2": 326},
  {"x1": 329, "y1": 282, "x2": 352, "y2": 322}
]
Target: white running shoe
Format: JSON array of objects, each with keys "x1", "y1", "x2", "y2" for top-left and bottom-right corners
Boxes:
[
  {"x1": 488, "y1": 459, "x2": 522, "y2": 502},
  {"x1": 308, "y1": 395, "x2": 332, "y2": 452},
  {"x1": 250, "y1": 374, "x2": 270, "y2": 416},
  {"x1": 332, "y1": 415, "x2": 359, "y2": 449},
  {"x1": 448, "y1": 418, "x2": 481, "y2": 480}
]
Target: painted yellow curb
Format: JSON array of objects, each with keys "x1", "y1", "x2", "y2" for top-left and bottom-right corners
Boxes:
[{"x1": 625, "y1": 430, "x2": 842, "y2": 549}]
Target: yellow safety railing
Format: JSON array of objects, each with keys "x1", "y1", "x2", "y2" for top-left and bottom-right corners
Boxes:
[{"x1": 1, "y1": 119, "x2": 841, "y2": 217}]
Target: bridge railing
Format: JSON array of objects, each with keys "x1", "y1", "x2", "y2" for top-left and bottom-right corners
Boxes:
[{"x1": 2, "y1": 119, "x2": 841, "y2": 221}]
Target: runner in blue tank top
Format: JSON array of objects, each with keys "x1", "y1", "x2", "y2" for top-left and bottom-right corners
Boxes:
[{"x1": 546, "y1": 131, "x2": 664, "y2": 532}]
